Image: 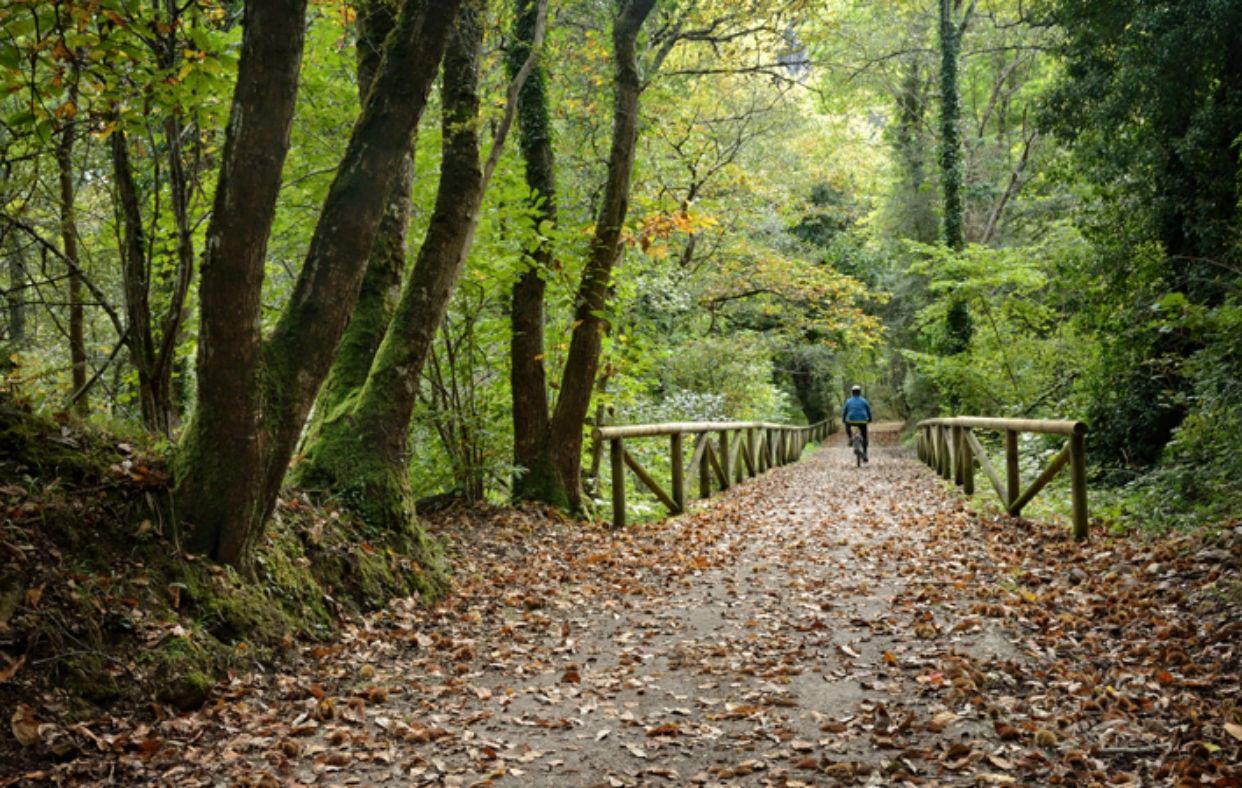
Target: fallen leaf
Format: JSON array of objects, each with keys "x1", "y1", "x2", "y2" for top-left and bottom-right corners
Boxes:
[
  {"x1": 0, "y1": 655, "x2": 26, "y2": 684},
  {"x1": 927, "y1": 710, "x2": 956, "y2": 732},
  {"x1": 11, "y1": 704, "x2": 41, "y2": 747}
]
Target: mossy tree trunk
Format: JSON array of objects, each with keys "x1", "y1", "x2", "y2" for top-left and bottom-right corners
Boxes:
[
  {"x1": 293, "y1": 0, "x2": 492, "y2": 533},
  {"x1": 175, "y1": 0, "x2": 459, "y2": 569},
  {"x1": 508, "y1": 0, "x2": 556, "y2": 502},
  {"x1": 939, "y1": 0, "x2": 973, "y2": 354},
  {"x1": 301, "y1": 0, "x2": 415, "y2": 445},
  {"x1": 526, "y1": 0, "x2": 658, "y2": 510}
]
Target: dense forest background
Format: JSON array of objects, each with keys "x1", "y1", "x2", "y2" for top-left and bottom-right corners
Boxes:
[{"x1": 1, "y1": 0, "x2": 1239, "y2": 566}]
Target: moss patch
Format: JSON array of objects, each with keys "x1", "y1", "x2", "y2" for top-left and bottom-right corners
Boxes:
[{"x1": 0, "y1": 393, "x2": 445, "y2": 724}]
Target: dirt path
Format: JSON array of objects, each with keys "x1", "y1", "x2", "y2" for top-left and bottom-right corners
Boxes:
[{"x1": 17, "y1": 438, "x2": 1240, "y2": 786}]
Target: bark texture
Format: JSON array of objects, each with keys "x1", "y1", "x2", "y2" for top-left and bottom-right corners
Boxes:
[
  {"x1": 508, "y1": 0, "x2": 555, "y2": 501},
  {"x1": 295, "y1": 0, "x2": 488, "y2": 534},
  {"x1": 176, "y1": 0, "x2": 310, "y2": 565},
  {"x1": 176, "y1": 0, "x2": 459, "y2": 568},
  {"x1": 301, "y1": 0, "x2": 415, "y2": 443},
  {"x1": 527, "y1": 0, "x2": 658, "y2": 509}
]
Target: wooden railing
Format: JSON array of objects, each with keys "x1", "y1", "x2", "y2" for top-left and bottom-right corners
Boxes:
[
  {"x1": 916, "y1": 417, "x2": 1090, "y2": 540},
  {"x1": 598, "y1": 419, "x2": 833, "y2": 527}
]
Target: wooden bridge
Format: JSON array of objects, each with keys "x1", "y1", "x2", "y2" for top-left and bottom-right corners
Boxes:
[
  {"x1": 916, "y1": 416, "x2": 1090, "y2": 540},
  {"x1": 598, "y1": 419, "x2": 832, "y2": 528},
  {"x1": 600, "y1": 414, "x2": 1091, "y2": 540}
]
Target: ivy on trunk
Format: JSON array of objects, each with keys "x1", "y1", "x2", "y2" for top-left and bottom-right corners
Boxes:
[{"x1": 514, "y1": 0, "x2": 658, "y2": 511}]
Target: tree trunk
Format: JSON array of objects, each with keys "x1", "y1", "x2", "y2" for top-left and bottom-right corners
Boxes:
[
  {"x1": 508, "y1": 0, "x2": 555, "y2": 501},
  {"x1": 154, "y1": 112, "x2": 196, "y2": 434},
  {"x1": 175, "y1": 0, "x2": 310, "y2": 565},
  {"x1": 895, "y1": 58, "x2": 937, "y2": 244},
  {"x1": 6, "y1": 238, "x2": 26, "y2": 344},
  {"x1": 55, "y1": 111, "x2": 87, "y2": 414},
  {"x1": 111, "y1": 127, "x2": 177, "y2": 435},
  {"x1": 176, "y1": 0, "x2": 461, "y2": 568},
  {"x1": 939, "y1": 0, "x2": 972, "y2": 354},
  {"x1": 536, "y1": 0, "x2": 658, "y2": 510},
  {"x1": 301, "y1": 0, "x2": 414, "y2": 445},
  {"x1": 294, "y1": 0, "x2": 487, "y2": 532}
]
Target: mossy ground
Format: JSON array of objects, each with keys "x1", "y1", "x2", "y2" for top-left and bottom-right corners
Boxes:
[{"x1": 0, "y1": 396, "x2": 442, "y2": 742}]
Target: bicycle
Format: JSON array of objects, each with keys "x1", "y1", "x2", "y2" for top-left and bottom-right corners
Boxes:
[{"x1": 845, "y1": 421, "x2": 868, "y2": 466}]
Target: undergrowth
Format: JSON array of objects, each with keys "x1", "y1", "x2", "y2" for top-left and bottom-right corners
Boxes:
[{"x1": 0, "y1": 396, "x2": 435, "y2": 739}]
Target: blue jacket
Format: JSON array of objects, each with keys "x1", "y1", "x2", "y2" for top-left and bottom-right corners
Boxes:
[{"x1": 842, "y1": 395, "x2": 872, "y2": 423}]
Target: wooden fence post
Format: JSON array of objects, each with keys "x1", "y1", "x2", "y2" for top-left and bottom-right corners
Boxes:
[
  {"x1": 611, "y1": 438, "x2": 625, "y2": 528},
  {"x1": 1069, "y1": 430, "x2": 1089, "y2": 541},
  {"x1": 746, "y1": 428, "x2": 757, "y2": 478},
  {"x1": 671, "y1": 432, "x2": 685, "y2": 513},
  {"x1": 939, "y1": 426, "x2": 951, "y2": 479},
  {"x1": 718, "y1": 430, "x2": 731, "y2": 490},
  {"x1": 1005, "y1": 429, "x2": 1019, "y2": 507},
  {"x1": 699, "y1": 434, "x2": 711, "y2": 499},
  {"x1": 961, "y1": 428, "x2": 974, "y2": 495}
]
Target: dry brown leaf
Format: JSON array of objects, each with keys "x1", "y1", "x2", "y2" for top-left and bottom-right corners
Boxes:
[
  {"x1": 0, "y1": 654, "x2": 26, "y2": 684},
  {"x1": 10, "y1": 704, "x2": 41, "y2": 747},
  {"x1": 927, "y1": 710, "x2": 956, "y2": 732}
]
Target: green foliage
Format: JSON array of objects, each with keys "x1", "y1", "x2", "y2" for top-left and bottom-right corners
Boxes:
[
  {"x1": 1039, "y1": 0, "x2": 1242, "y2": 476},
  {"x1": 901, "y1": 237, "x2": 1093, "y2": 418}
]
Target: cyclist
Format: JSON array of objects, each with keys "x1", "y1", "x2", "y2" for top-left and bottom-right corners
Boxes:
[{"x1": 842, "y1": 384, "x2": 872, "y2": 463}]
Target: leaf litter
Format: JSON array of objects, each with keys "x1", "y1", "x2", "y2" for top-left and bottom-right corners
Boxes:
[{"x1": 2, "y1": 434, "x2": 1238, "y2": 786}]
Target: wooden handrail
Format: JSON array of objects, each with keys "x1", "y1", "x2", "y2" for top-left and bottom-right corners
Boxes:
[
  {"x1": 918, "y1": 416, "x2": 1087, "y2": 437},
  {"x1": 603, "y1": 418, "x2": 833, "y2": 527},
  {"x1": 916, "y1": 416, "x2": 1090, "y2": 541},
  {"x1": 598, "y1": 420, "x2": 821, "y2": 439}
]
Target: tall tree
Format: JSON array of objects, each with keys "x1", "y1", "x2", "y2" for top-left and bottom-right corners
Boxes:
[
  {"x1": 302, "y1": 0, "x2": 417, "y2": 443},
  {"x1": 515, "y1": 0, "x2": 659, "y2": 509},
  {"x1": 175, "y1": 0, "x2": 460, "y2": 568},
  {"x1": 508, "y1": 0, "x2": 556, "y2": 501},
  {"x1": 294, "y1": 0, "x2": 541, "y2": 533},
  {"x1": 938, "y1": 0, "x2": 973, "y2": 355}
]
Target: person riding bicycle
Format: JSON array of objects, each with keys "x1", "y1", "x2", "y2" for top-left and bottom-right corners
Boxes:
[{"x1": 842, "y1": 385, "x2": 872, "y2": 462}]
